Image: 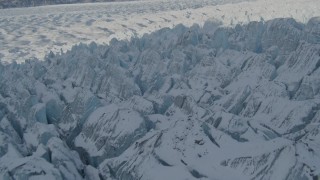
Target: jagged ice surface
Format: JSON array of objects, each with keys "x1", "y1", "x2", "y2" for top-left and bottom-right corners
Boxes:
[{"x1": 1, "y1": 17, "x2": 320, "y2": 179}]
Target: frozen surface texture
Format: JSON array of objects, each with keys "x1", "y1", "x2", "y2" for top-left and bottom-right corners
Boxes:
[
  {"x1": 0, "y1": 0, "x2": 142, "y2": 9},
  {"x1": 0, "y1": 0, "x2": 320, "y2": 63},
  {"x1": 1, "y1": 17, "x2": 320, "y2": 179}
]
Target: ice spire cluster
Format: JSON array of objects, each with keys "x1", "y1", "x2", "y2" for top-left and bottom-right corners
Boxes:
[{"x1": 0, "y1": 17, "x2": 320, "y2": 179}]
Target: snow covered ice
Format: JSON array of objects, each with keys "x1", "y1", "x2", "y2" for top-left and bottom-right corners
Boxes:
[
  {"x1": 1, "y1": 0, "x2": 320, "y2": 179},
  {"x1": 1, "y1": 16, "x2": 320, "y2": 179},
  {"x1": 1, "y1": 0, "x2": 320, "y2": 64}
]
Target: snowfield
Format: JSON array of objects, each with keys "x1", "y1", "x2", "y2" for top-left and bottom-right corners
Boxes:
[
  {"x1": 0, "y1": 0, "x2": 320, "y2": 63},
  {"x1": 1, "y1": 0, "x2": 320, "y2": 180}
]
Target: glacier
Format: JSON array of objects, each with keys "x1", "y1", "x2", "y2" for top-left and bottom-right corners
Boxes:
[
  {"x1": 1, "y1": 0, "x2": 320, "y2": 64},
  {"x1": 1, "y1": 17, "x2": 320, "y2": 179}
]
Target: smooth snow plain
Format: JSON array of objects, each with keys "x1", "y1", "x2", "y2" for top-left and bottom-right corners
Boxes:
[{"x1": 0, "y1": 0, "x2": 320, "y2": 63}]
